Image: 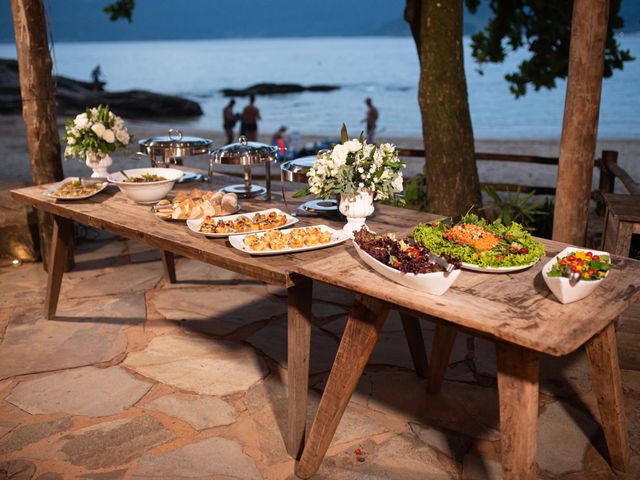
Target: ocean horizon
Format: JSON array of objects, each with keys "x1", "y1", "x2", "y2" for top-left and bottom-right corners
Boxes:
[{"x1": 1, "y1": 35, "x2": 638, "y2": 140}]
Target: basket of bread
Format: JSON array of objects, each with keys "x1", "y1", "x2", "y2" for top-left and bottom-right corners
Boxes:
[{"x1": 154, "y1": 189, "x2": 239, "y2": 220}]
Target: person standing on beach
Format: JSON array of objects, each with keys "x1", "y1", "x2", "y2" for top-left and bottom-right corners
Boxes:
[
  {"x1": 222, "y1": 99, "x2": 239, "y2": 144},
  {"x1": 91, "y1": 65, "x2": 103, "y2": 92},
  {"x1": 240, "y1": 94, "x2": 261, "y2": 141},
  {"x1": 364, "y1": 97, "x2": 379, "y2": 143}
]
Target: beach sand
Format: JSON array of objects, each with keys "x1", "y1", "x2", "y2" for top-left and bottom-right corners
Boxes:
[{"x1": 1, "y1": 115, "x2": 638, "y2": 194}]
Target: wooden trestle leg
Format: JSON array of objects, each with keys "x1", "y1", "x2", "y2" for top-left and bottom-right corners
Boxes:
[
  {"x1": 427, "y1": 323, "x2": 457, "y2": 393},
  {"x1": 585, "y1": 323, "x2": 630, "y2": 471},
  {"x1": 399, "y1": 312, "x2": 428, "y2": 378},
  {"x1": 496, "y1": 342, "x2": 539, "y2": 480},
  {"x1": 286, "y1": 275, "x2": 313, "y2": 458},
  {"x1": 295, "y1": 295, "x2": 390, "y2": 478},
  {"x1": 160, "y1": 250, "x2": 177, "y2": 283},
  {"x1": 44, "y1": 215, "x2": 73, "y2": 320}
]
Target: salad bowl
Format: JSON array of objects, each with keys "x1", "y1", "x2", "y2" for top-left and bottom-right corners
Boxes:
[
  {"x1": 107, "y1": 167, "x2": 183, "y2": 204},
  {"x1": 542, "y1": 247, "x2": 611, "y2": 304}
]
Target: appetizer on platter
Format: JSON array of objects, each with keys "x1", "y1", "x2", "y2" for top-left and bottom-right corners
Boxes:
[
  {"x1": 413, "y1": 214, "x2": 545, "y2": 271},
  {"x1": 45, "y1": 178, "x2": 107, "y2": 200},
  {"x1": 154, "y1": 189, "x2": 238, "y2": 220},
  {"x1": 199, "y1": 210, "x2": 288, "y2": 234},
  {"x1": 243, "y1": 227, "x2": 333, "y2": 251}
]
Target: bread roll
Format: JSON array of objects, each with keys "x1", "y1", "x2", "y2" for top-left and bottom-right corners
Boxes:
[
  {"x1": 210, "y1": 191, "x2": 224, "y2": 206},
  {"x1": 221, "y1": 193, "x2": 238, "y2": 214}
]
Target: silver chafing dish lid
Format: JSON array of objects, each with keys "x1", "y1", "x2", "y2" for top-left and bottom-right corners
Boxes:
[
  {"x1": 138, "y1": 129, "x2": 213, "y2": 157},
  {"x1": 210, "y1": 136, "x2": 277, "y2": 166},
  {"x1": 280, "y1": 155, "x2": 317, "y2": 183}
]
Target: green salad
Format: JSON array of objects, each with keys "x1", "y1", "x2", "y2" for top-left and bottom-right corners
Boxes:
[{"x1": 412, "y1": 214, "x2": 545, "y2": 268}]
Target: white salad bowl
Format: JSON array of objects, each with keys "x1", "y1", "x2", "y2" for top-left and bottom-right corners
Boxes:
[
  {"x1": 107, "y1": 168, "x2": 183, "y2": 204},
  {"x1": 542, "y1": 246, "x2": 611, "y2": 304},
  {"x1": 353, "y1": 242, "x2": 460, "y2": 296}
]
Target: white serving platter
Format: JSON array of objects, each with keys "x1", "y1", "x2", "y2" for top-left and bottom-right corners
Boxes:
[
  {"x1": 460, "y1": 259, "x2": 540, "y2": 273},
  {"x1": 186, "y1": 208, "x2": 298, "y2": 238},
  {"x1": 353, "y1": 242, "x2": 461, "y2": 296},
  {"x1": 229, "y1": 225, "x2": 348, "y2": 256},
  {"x1": 44, "y1": 178, "x2": 109, "y2": 200}
]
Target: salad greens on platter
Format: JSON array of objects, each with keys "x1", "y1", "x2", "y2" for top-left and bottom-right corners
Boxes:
[{"x1": 412, "y1": 214, "x2": 545, "y2": 268}]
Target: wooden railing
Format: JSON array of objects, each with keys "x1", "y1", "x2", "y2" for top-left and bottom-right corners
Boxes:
[{"x1": 396, "y1": 149, "x2": 638, "y2": 204}]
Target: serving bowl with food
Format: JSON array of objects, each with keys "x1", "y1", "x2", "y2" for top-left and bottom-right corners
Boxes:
[
  {"x1": 44, "y1": 177, "x2": 108, "y2": 200},
  {"x1": 187, "y1": 208, "x2": 297, "y2": 238},
  {"x1": 542, "y1": 247, "x2": 612, "y2": 304},
  {"x1": 412, "y1": 214, "x2": 545, "y2": 273},
  {"x1": 353, "y1": 227, "x2": 462, "y2": 296},
  {"x1": 229, "y1": 225, "x2": 348, "y2": 255},
  {"x1": 107, "y1": 167, "x2": 183, "y2": 204},
  {"x1": 153, "y1": 189, "x2": 239, "y2": 221}
]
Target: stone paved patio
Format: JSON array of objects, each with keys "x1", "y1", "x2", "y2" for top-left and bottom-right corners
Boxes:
[{"x1": 1, "y1": 231, "x2": 639, "y2": 480}]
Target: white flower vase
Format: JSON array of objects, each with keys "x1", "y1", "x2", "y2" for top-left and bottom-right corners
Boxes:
[
  {"x1": 339, "y1": 190, "x2": 375, "y2": 238},
  {"x1": 86, "y1": 153, "x2": 112, "y2": 178}
]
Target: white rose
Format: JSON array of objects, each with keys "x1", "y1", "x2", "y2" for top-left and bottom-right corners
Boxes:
[
  {"x1": 74, "y1": 113, "x2": 89, "y2": 129},
  {"x1": 343, "y1": 139, "x2": 362, "y2": 153},
  {"x1": 103, "y1": 129, "x2": 115, "y2": 143},
  {"x1": 331, "y1": 144, "x2": 348, "y2": 167},
  {"x1": 392, "y1": 175, "x2": 404, "y2": 192},
  {"x1": 91, "y1": 123, "x2": 106, "y2": 138},
  {"x1": 67, "y1": 136, "x2": 76, "y2": 145},
  {"x1": 64, "y1": 146, "x2": 72, "y2": 157},
  {"x1": 115, "y1": 129, "x2": 130, "y2": 144}
]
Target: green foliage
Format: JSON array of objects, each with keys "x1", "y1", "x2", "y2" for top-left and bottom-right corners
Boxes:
[
  {"x1": 466, "y1": 0, "x2": 634, "y2": 97},
  {"x1": 483, "y1": 186, "x2": 554, "y2": 237},
  {"x1": 103, "y1": 0, "x2": 135, "y2": 23},
  {"x1": 382, "y1": 174, "x2": 426, "y2": 210}
]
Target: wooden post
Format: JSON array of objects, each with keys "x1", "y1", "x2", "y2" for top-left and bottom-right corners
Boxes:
[
  {"x1": 553, "y1": 0, "x2": 609, "y2": 246},
  {"x1": 10, "y1": 0, "x2": 65, "y2": 271}
]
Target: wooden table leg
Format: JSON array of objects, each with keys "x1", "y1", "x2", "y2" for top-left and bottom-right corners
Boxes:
[
  {"x1": 399, "y1": 312, "x2": 428, "y2": 378},
  {"x1": 160, "y1": 250, "x2": 177, "y2": 283},
  {"x1": 287, "y1": 275, "x2": 313, "y2": 458},
  {"x1": 44, "y1": 215, "x2": 73, "y2": 320},
  {"x1": 427, "y1": 323, "x2": 457, "y2": 393},
  {"x1": 585, "y1": 323, "x2": 630, "y2": 471},
  {"x1": 496, "y1": 342, "x2": 539, "y2": 480},
  {"x1": 295, "y1": 295, "x2": 390, "y2": 479}
]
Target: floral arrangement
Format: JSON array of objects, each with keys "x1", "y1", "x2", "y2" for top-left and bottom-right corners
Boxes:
[
  {"x1": 63, "y1": 105, "x2": 131, "y2": 164},
  {"x1": 296, "y1": 126, "x2": 405, "y2": 200}
]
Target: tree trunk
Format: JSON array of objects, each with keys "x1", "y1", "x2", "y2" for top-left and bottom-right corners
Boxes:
[
  {"x1": 405, "y1": 0, "x2": 481, "y2": 216},
  {"x1": 553, "y1": 0, "x2": 609, "y2": 246},
  {"x1": 10, "y1": 0, "x2": 65, "y2": 270}
]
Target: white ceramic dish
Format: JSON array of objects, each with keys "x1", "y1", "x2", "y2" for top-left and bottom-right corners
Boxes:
[
  {"x1": 229, "y1": 225, "x2": 348, "y2": 255},
  {"x1": 152, "y1": 202, "x2": 241, "y2": 222},
  {"x1": 107, "y1": 168, "x2": 183, "y2": 204},
  {"x1": 44, "y1": 178, "x2": 108, "y2": 200},
  {"x1": 542, "y1": 247, "x2": 611, "y2": 304},
  {"x1": 461, "y1": 259, "x2": 540, "y2": 273},
  {"x1": 187, "y1": 208, "x2": 298, "y2": 238},
  {"x1": 353, "y1": 242, "x2": 461, "y2": 296}
]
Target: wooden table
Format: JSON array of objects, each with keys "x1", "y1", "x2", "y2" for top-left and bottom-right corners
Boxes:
[
  {"x1": 602, "y1": 193, "x2": 640, "y2": 256},
  {"x1": 288, "y1": 234, "x2": 640, "y2": 479},
  {"x1": 11, "y1": 175, "x2": 640, "y2": 479}
]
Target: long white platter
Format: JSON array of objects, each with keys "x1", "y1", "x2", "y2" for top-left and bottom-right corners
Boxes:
[
  {"x1": 229, "y1": 225, "x2": 348, "y2": 255},
  {"x1": 186, "y1": 208, "x2": 298, "y2": 238}
]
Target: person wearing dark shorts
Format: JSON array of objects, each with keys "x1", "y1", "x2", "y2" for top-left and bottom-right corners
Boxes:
[
  {"x1": 223, "y1": 99, "x2": 239, "y2": 145},
  {"x1": 240, "y1": 94, "x2": 261, "y2": 141}
]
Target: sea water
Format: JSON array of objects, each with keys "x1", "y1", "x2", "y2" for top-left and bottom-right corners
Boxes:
[{"x1": 0, "y1": 35, "x2": 638, "y2": 139}]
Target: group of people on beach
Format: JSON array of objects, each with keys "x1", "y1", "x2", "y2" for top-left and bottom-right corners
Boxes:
[{"x1": 222, "y1": 96, "x2": 379, "y2": 148}]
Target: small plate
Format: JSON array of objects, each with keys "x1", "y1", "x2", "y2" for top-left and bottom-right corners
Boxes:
[
  {"x1": 187, "y1": 208, "x2": 298, "y2": 238},
  {"x1": 229, "y1": 225, "x2": 348, "y2": 256},
  {"x1": 460, "y1": 260, "x2": 540, "y2": 273},
  {"x1": 44, "y1": 178, "x2": 108, "y2": 200}
]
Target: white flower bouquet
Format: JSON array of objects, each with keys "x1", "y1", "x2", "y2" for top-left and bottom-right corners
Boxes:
[
  {"x1": 296, "y1": 127, "x2": 405, "y2": 201},
  {"x1": 62, "y1": 105, "x2": 131, "y2": 165}
]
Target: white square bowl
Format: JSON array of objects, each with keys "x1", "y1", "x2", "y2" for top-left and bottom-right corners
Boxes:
[{"x1": 542, "y1": 246, "x2": 611, "y2": 304}]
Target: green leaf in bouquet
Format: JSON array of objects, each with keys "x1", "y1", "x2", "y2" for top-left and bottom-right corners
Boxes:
[{"x1": 340, "y1": 124, "x2": 348, "y2": 144}]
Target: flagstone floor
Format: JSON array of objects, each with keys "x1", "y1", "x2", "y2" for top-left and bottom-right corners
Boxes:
[{"x1": 1, "y1": 230, "x2": 639, "y2": 480}]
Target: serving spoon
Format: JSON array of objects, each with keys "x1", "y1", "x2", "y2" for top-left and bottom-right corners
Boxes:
[{"x1": 120, "y1": 170, "x2": 132, "y2": 181}]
